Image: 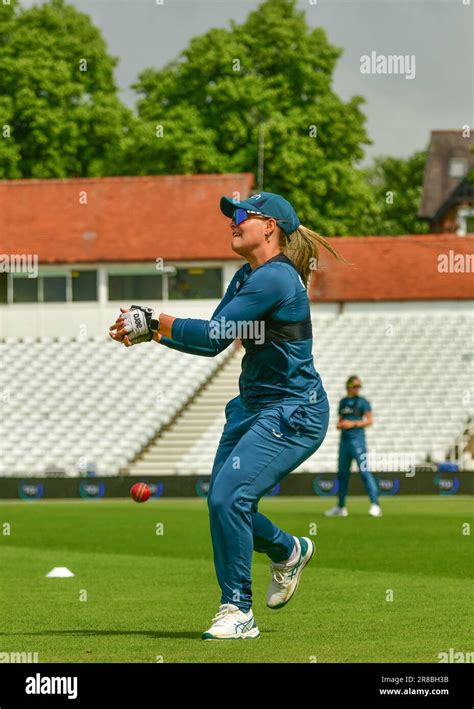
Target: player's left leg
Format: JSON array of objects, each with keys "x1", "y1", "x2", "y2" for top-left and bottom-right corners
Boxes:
[
  {"x1": 254, "y1": 403, "x2": 329, "y2": 610},
  {"x1": 250, "y1": 402, "x2": 329, "y2": 560},
  {"x1": 252, "y1": 507, "x2": 295, "y2": 563},
  {"x1": 353, "y1": 443, "x2": 382, "y2": 516},
  {"x1": 325, "y1": 441, "x2": 351, "y2": 516}
]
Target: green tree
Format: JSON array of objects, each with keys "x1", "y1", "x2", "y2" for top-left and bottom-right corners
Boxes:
[
  {"x1": 0, "y1": 0, "x2": 131, "y2": 178},
  {"x1": 0, "y1": 0, "x2": 21, "y2": 177},
  {"x1": 125, "y1": 0, "x2": 379, "y2": 236},
  {"x1": 362, "y1": 151, "x2": 429, "y2": 235}
]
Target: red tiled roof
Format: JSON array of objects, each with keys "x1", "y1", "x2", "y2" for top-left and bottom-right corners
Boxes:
[
  {"x1": 0, "y1": 174, "x2": 255, "y2": 263},
  {"x1": 1, "y1": 176, "x2": 473, "y2": 301},
  {"x1": 310, "y1": 234, "x2": 474, "y2": 301}
]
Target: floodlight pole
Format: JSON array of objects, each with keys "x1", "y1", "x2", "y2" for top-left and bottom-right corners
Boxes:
[{"x1": 257, "y1": 122, "x2": 265, "y2": 192}]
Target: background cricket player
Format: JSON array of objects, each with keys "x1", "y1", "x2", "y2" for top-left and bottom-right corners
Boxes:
[
  {"x1": 109, "y1": 192, "x2": 343, "y2": 639},
  {"x1": 325, "y1": 375, "x2": 382, "y2": 518}
]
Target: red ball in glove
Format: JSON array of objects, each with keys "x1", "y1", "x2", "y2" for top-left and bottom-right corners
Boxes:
[{"x1": 130, "y1": 482, "x2": 151, "y2": 503}]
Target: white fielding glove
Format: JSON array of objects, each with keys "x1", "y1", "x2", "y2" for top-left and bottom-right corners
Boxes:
[{"x1": 121, "y1": 305, "x2": 160, "y2": 345}]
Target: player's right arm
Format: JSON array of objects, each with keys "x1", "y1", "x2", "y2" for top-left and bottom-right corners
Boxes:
[
  {"x1": 109, "y1": 266, "x2": 246, "y2": 356},
  {"x1": 353, "y1": 410, "x2": 373, "y2": 429},
  {"x1": 337, "y1": 400, "x2": 347, "y2": 429},
  {"x1": 155, "y1": 333, "x2": 224, "y2": 357},
  {"x1": 162, "y1": 262, "x2": 290, "y2": 353},
  {"x1": 156, "y1": 266, "x2": 246, "y2": 356}
]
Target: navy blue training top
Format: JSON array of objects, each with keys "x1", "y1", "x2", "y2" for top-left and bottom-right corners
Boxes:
[
  {"x1": 338, "y1": 396, "x2": 371, "y2": 443},
  {"x1": 160, "y1": 253, "x2": 328, "y2": 412}
]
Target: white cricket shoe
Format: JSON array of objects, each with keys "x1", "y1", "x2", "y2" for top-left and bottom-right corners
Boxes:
[
  {"x1": 324, "y1": 506, "x2": 349, "y2": 517},
  {"x1": 369, "y1": 504, "x2": 383, "y2": 517},
  {"x1": 266, "y1": 536, "x2": 315, "y2": 610},
  {"x1": 202, "y1": 603, "x2": 260, "y2": 640}
]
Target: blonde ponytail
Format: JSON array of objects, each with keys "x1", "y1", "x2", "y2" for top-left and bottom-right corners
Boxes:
[{"x1": 280, "y1": 224, "x2": 347, "y2": 287}]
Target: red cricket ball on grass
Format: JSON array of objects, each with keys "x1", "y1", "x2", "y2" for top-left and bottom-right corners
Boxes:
[{"x1": 130, "y1": 482, "x2": 151, "y2": 503}]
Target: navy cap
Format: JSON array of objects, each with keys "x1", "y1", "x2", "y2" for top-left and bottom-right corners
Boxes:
[{"x1": 220, "y1": 191, "x2": 301, "y2": 236}]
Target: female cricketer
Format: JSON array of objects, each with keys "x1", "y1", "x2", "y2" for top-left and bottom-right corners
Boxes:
[
  {"x1": 325, "y1": 375, "x2": 382, "y2": 517},
  {"x1": 109, "y1": 191, "x2": 342, "y2": 640}
]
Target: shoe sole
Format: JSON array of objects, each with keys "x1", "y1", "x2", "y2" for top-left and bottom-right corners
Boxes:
[
  {"x1": 202, "y1": 628, "x2": 260, "y2": 640},
  {"x1": 267, "y1": 537, "x2": 315, "y2": 610}
]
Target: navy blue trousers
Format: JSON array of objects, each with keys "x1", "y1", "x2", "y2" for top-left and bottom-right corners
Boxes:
[
  {"x1": 337, "y1": 437, "x2": 379, "y2": 506},
  {"x1": 207, "y1": 396, "x2": 329, "y2": 612}
]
